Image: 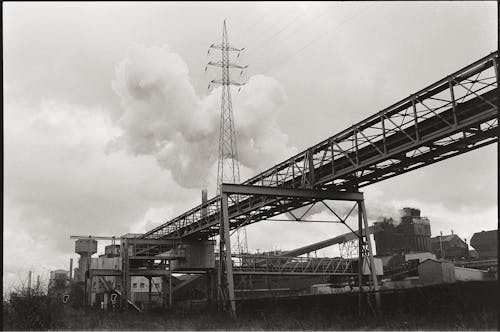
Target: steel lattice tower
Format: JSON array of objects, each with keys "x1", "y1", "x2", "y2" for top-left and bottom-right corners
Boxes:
[{"x1": 207, "y1": 20, "x2": 248, "y2": 255}]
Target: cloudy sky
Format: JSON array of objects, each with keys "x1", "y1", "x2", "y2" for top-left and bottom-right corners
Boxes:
[{"x1": 3, "y1": 2, "x2": 497, "y2": 290}]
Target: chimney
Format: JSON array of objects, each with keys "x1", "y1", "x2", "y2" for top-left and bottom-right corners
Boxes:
[
  {"x1": 28, "y1": 270, "x2": 32, "y2": 296},
  {"x1": 69, "y1": 258, "x2": 73, "y2": 281},
  {"x1": 451, "y1": 229, "x2": 454, "y2": 235},
  {"x1": 201, "y1": 188, "x2": 208, "y2": 218}
]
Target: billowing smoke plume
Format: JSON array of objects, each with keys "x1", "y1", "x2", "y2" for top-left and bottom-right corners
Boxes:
[{"x1": 109, "y1": 44, "x2": 296, "y2": 188}]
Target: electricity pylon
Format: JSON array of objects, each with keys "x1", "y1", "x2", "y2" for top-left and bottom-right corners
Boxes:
[{"x1": 207, "y1": 20, "x2": 248, "y2": 256}]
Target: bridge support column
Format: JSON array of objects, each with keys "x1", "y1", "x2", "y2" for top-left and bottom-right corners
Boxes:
[
  {"x1": 120, "y1": 238, "x2": 130, "y2": 311},
  {"x1": 219, "y1": 193, "x2": 236, "y2": 318},
  {"x1": 358, "y1": 203, "x2": 363, "y2": 315},
  {"x1": 206, "y1": 269, "x2": 217, "y2": 309},
  {"x1": 168, "y1": 260, "x2": 173, "y2": 308},
  {"x1": 358, "y1": 200, "x2": 381, "y2": 313},
  {"x1": 88, "y1": 273, "x2": 93, "y2": 307},
  {"x1": 218, "y1": 183, "x2": 380, "y2": 316},
  {"x1": 161, "y1": 275, "x2": 167, "y2": 308},
  {"x1": 148, "y1": 276, "x2": 152, "y2": 306}
]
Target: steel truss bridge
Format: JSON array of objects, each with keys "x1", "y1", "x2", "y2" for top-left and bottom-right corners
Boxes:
[
  {"x1": 114, "y1": 52, "x2": 498, "y2": 316},
  {"x1": 231, "y1": 254, "x2": 356, "y2": 276},
  {"x1": 141, "y1": 51, "x2": 498, "y2": 241}
]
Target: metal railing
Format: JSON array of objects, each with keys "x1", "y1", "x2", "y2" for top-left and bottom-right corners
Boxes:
[{"x1": 230, "y1": 254, "x2": 356, "y2": 275}]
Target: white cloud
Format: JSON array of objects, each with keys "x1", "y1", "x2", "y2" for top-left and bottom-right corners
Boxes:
[
  {"x1": 3, "y1": 97, "x2": 197, "y2": 288},
  {"x1": 2, "y1": 43, "x2": 299, "y2": 290},
  {"x1": 109, "y1": 44, "x2": 297, "y2": 189}
]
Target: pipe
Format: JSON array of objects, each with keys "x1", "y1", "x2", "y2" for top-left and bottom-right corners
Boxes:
[{"x1": 69, "y1": 258, "x2": 73, "y2": 281}]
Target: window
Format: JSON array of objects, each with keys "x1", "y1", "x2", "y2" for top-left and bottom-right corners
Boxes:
[
  {"x1": 140, "y1": 283, "x2": 145, "y2": 289},
  {"x1": 155, "y1": 283, "x2": 160, "y2": 289},
  {"x1": 132, "y1": 283, "x2": 137, "y2": 288}
]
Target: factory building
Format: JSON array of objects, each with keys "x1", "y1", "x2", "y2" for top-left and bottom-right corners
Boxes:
[
  {"x1": 373, "y1": 207, "x2": 431, "y2": 256},
  {"x1": 130, "y1": 276, "x2": 163, "y2": 308},
  {"x1": 89, "y1": 244, "x2": 122, "y2": 307},
  {"x1": 431, "y1": 233, "x2": 469, "y2": 260},
  {"x1": 470, "y1": 230, "x2": 497, "y2": 259},
  {"x1": 48, "y1": 270, "x2": 70, "y2": 297},
  {"x1": 75, "y1": 240, "x2": 165, "y2": 309}
]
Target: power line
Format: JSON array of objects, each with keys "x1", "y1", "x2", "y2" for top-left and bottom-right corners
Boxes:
[
  {"x1": 244, "y1": 4, "x2": 337, "y2": 64},
  {"x1": 234, "y1": 9, "x2": 299, "y2": 49},
  {"x1": 243, "y1": 9, "x2": 309, "y2": 57},
  {"x1": 260, "y1": 3, "x2": 376, "y2": 75},
  {"x1": 238, "y1": 18, "x2": 262, "y2": 38}
]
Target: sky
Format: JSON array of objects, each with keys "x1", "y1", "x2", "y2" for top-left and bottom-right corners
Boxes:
[{"x1": 3, "y1": 1, "x2": 498, "y2": 291}]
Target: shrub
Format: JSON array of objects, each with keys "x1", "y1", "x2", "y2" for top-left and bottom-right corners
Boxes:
[{"x1": 4, "y1": 294, "x2": 64, "y2": 330}]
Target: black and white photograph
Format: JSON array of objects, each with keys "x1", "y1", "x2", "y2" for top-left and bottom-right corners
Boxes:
[{"x1": 3, "y1": 1, "x2": 498, "y2": 330}]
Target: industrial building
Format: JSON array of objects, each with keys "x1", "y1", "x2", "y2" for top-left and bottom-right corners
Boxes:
[
  {"x1": 369, "y1": 208, "x2": 498, "y2": 284},
  {"x1": 470, "y1": 230, "x2": 497, "y2": 259},
  {"x1": 416, "y1": 258, "x2": 493, "y2": 285},
  {"x1": 69, "y1": 235, "x2": 175, "y2": 311},
  {"x1": 48, "y1": 270, "x2": 70, "y2": 297},
  {"x1": 431, "y1": 233, "x2": 469, "y2": 260},
  {"x1": 130, "y1": 276, "x2": 163, "y2": 308},
  {"x1": 57, "y1": 206, "x2": 496, "y2": 314},
  {"x1": 373, "y1": 207, "x2": 432, "y2": 256}
]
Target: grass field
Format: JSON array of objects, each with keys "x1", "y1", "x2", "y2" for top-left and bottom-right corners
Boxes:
[
  {"x1": 4, "y1": 281, "x2": 498, "y2": 330},
  {"x1": 56, "y1": 307, "x2": 498, "y2": 331},
  {"x1": 4, "y1": 302, "x2": 498, "y2": 331}
]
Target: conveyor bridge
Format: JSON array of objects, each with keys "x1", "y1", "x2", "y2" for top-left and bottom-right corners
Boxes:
[{"x1": 141, "y1": 51, "x2": 498, "y2": 241}]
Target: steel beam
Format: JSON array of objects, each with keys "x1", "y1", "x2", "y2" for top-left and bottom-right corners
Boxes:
[
  {"x1": 129, "y1": 269, "x2": 171, "y2": 277},
  {"x1": 127, "y1": 239, "x2": 176, "y2": 245},
  {"x1": 221, "y1": 183, "x2": 363, "y2": 201},
  {"x1": 281, "y1": 226, "x2": 376, "y2": 257},
  {"x1": 89, "y1": 269, "x2": 121, "y2": 277},
  {"x1": 360, "y1": 200, "x2": 380, "y2": 311},
  {"x1": 357, "y1": 202, "x2": 363, "y2": 315},
  {"x1": 70, "y1": 235, "x2": 120, "y2": 241},
  {"x1": 173, "y1": 270, "x2": 212, "y2": 274},
  {"x1": 232, "y1": 271, "x2": 358, "y2": 276},
  {"x1": 120, "y1": 239, "x2": 130, "y2": 311},
  {"x1": 128, "y1": 256, "x2": 157, "y2": 260},
  {"x1": 220, "y1": 193, "x2": 236, "y2": 318},
  {"x1": 168, "y1": 262, "x2": 173, "y2": 308}
]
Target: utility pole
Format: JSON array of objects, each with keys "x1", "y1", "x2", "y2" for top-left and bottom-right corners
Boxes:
[
  {"x1": 69, "y1": 258, "x2": 73, "y2": 281},
  {"x1": 439, "y1": 231, "x2": 444, "y2": 259},
  {"x1": 206, "y1": 20, "x2": 248, "y2": 317},
  {"x1": 27, "y1": 270, "x2": 32, "y2": 297},
  {"x1": 207, "y1": 20, "x2": 249, "y2": 256}
]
